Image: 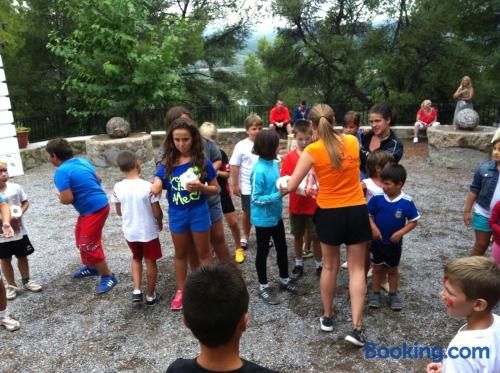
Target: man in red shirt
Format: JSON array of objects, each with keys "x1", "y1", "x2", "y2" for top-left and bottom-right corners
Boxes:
[{"x1": 269, "y1": 99, "x2": 292, "y2": 136}]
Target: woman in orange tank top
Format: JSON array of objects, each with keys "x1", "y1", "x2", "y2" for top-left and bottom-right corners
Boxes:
[{"x1": 284, "y1": 104, "x2": 371, "y2": 347}]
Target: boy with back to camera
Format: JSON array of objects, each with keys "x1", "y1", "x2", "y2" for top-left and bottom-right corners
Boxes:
[
  {"x1": 0, "y1": 161, "x2": 42, "y2": 300},
  {"x1": 230, "y1": 114, "x2": 263, "y2": 259},
  {"x1": 46, "y1": 138, "x2": 117, "y2": 294},
  {"x1": 111, "y1": 151, "x2": 163, "y2": 305},
  {"x1": 367, "y1": 163, "x2": 420, "y2": 311},
  {"x1": 166, "y1": 261, "x2": 278, "y2": 373},
  {"x1": 427, "y1": 256, "x2": 500, "y2": 373}
]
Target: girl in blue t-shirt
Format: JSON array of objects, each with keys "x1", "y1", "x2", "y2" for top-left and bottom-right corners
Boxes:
[{"x1": 152, "y1": 117, "x2": 218, "y2": 311}]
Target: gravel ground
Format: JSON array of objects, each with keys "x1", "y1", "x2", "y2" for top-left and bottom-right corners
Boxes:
[{"x1": 2, "y1": 141, "x2": 499, "y2": 373}]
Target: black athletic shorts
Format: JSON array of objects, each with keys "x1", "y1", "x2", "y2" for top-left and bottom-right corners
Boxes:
[
  {"x1": 314, "y1": 204, "x2": 371, "y2": 246},
  {"x1": 221, "y1": 193, "x2": 235, "y2": 214},
  {"x1": 370, "y1": 240, "x2": 402, "y2": 267},
  {"x1": 0, "y1": 235, "x2": 35, "y2": 259}
]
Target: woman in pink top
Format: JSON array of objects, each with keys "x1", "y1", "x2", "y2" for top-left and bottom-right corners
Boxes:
[{"x1": 413, "y1": 99, "x2": 439, "y2": 143}]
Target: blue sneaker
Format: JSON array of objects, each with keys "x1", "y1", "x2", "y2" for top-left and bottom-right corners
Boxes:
[
  {"x1": 73, "y1": 266, "x2": 99, "y2": 278},
  {"x1": 96, "y1": 274, "x2": 117, "y2": 294}
]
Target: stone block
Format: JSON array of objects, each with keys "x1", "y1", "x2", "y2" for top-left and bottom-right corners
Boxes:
[{"x1": 86, "y1": 133, "x2": 153, "y2": 167}]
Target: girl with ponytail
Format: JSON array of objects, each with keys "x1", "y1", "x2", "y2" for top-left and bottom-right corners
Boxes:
[{"x1": 284, "y1": 103, "x2": 371, "y2": 347}]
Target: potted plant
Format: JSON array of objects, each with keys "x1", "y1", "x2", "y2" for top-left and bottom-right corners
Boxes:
[{"x1": 16, "y1": 126, "x2": 31, "y2": 149}]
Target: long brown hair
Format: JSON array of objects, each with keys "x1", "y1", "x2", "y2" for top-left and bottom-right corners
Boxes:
[
  {"x1": 309, "y1": 104, "x2": 343, "y2": 168},
  {"x1": 163, "y1": 117, "x2": 206, "y2": 179},
  {"x1": 161, "y1": 106, "x2": 192, "y2": 151}
]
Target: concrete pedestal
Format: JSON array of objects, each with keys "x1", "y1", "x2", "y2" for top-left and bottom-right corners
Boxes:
[
  {"x1": 427, "y1": 125, "x2": 495, "y2": 170},
  {"x1": 86, "y1": 132, "x2": 153, "y2": 167}
]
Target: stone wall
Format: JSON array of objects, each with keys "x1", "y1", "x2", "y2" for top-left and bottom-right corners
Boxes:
[{"x1": 20, "y1": 126, "x2": 426, "y2": 171}]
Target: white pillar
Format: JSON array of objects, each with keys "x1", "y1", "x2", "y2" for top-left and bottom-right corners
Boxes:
[{"x1": 0, "y1": 54, "x2": 24, "y2": 176}]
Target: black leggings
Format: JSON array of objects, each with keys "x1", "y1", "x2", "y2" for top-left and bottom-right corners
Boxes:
[{"x1": 255, "y1": 220, "x2": 289, "y2": 285}]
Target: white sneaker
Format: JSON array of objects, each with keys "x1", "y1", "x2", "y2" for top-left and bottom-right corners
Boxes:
[
  {"x1": 6, "y1": 285, "x2": 17, "y2": 300},
  {"x1": 23, "y1": 280, "x2": 42, "y2": 292},
  {"x1": 1, "y1": 315, "x2": 21, "y2": 331},
  {"x1": 413, "y1": 137, "x2": 418, "y2": 143},
  {"x1": 341, "y1": 261, "x2": 348, "y2": 269}
]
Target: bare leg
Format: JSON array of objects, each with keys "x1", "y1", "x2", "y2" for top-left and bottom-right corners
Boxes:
[
  {"x1": 16, "y1": 256, "x2": 30, "y2": 280},
  {"x1": 210, "y1": 220, "x2": 230, "y2": 261},
  {"x1": 371, "y1": 264, "x2": 386, "y2": 293},
  {"x1": 387, "y1": 266, "x2": 399, "y2": 294},
  {"x1": 294, "y1": 236, "x2": 303, "y2": 260},
  {"x1": 0, "y1": 258, "x2": 16, "y2": 286},
  {"x1": 144, "y1": 259, "x2": 158, "y2": 298},
  {"x1": 0, "y1": 281, "x2": 6, "y2": 311},
  {"x1": 303, "y1": 229, "x2": 311, "y2": 252},
  {"x1": 171, "y1": 232, "x2": 190, "y2": 290},
  {"x1": 93, "y1": 261, "x2": 111, "y2": 276},
  {"x1": 414, "y1": 122, "x2": 419, "y2": 137},
  {"x1": 187, "y1": 234, "x2": 200, "y2": 271},
  {"x1": 347, "y1": 241, "x2": 368, "y2": 328},
  {"x1": 320, "y1": 243, "x2": 340, "y2": 317},
  {"x1": 313, "y1": 240, "x2": 322, "y2": 261},
  {"x1": 470, "y1": 230, "x2": 491, "y2": 256},
  {"x1": 242, "y1": 211, "x2": 251, "y2": 242},
  {"x1": 131, "y1": 257, "x2": 142, "y2": 291},
  {"x1": 192, "y1": 230, "x2": 213, "y2": 266},
  {"x1": 224, "y1": 212, "x2": 241, "y2": 250}
]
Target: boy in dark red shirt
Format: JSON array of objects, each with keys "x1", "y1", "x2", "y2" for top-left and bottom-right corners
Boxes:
[
  {"x1": 280, "y1": 120, "x2": 322, "y2": 277},
  {"x1": 269, "y1": 99, "x2": 292, "y2": 137}
]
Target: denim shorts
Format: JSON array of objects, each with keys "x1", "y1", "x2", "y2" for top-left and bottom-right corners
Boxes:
[
  {"x1": 472, "y1": 212, "x2": 492, "y2": 232},
  {"x1": 169, "y1": 203, "x2": 212, "y2": 234}
]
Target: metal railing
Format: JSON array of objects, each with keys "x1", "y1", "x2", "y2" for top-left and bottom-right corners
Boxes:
[{"x1": 14, "y1": 102, "x2": 500, "y2": 142}]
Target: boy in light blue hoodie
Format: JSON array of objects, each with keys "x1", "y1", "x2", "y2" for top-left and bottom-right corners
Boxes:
[{"x1": 250, "y1": 130, "x2": 296, "y2": 305}]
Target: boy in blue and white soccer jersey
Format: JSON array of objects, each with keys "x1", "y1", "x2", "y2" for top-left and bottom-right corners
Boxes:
[{"x1": 367, "y1": 163, "x2": 420, "y2": 311}]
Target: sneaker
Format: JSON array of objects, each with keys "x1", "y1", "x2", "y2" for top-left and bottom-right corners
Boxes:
[
  {"x1": 316, "y1": 266, "x2": 323, "y2": 277},
  {"x1": 320, "y1": 316, "x2": 334, "y2": 332},
  {"x1": 6, "y1": 285, "x2": 17, "y2": 300},
  {"x1": 23, "y1": 280, "x2": 42, "y2": 292},
  {"x1": 341, "y1": 261, "x2": 348, "y2": 269},
  {"x1": 171, "y1": 290, "x2": 183, "y2": 311},
  {"x1": 345, "y1": 328, "x2": 367, "y2": 347},
  {"x1": 413, "y1": 137, "x2": 418, "y2": 143},
  {"x1": 368, "y1": 293, "x2": 381, "y2": 309},
  {"x1": 380, "y1": 281, "x2": 390, "y2": 293},
  {"x1": 291, "y1": 265, "x2": 304, "y2": 279},
  {"x1": 96, "y1": 274, "x2": 118, "y2": 294},
  {"x1": 279, "y1": 279, "x2": 298, "y2": 293},
  {"x1": 1, "y1": 315, "x2": 20, "y2": 332},
  {"x1": 302, "y1": 249, "x2": 313, "y2": 259},
  {"x1": 132, "y1": 292, "x2": 143, "y2": 303},
  {"x1": 235, "y1": 247, "x2": 245, "y2": 264},
  {"x1": 258, "y1": 287, "x2": 280, "y2": 305},
  {"x1": 73, "y1": 265, "x2": 99, "y2": 278},
  {"x1": 389, "y1": 294, "x2": 403, "y2": 311},
  {"x1": 240, "y1": 239, "x2": 248, "y2": 250},
  {"x1": 146, "y1": 292, "x2": 160, "y2": 306}
]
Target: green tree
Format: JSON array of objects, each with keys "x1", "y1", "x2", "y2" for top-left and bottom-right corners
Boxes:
[{"x1": 48, "y1": 0, "x2": 204, "y2": 132}]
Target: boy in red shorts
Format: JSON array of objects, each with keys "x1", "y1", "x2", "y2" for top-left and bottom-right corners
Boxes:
[
  {"x1": 46, "y1": 138, "x2": 117, "y2": 294},
  {"x1": 112, "y1": 151, "x2": 163, "y2": 305}
]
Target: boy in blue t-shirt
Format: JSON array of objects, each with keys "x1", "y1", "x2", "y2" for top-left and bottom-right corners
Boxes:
[
  {"x1": 367, "y1": 164, "x2": 420, "y2": 311},
  {"x1": 46, "y1": 138, "x2": 117, "y2": 294}
]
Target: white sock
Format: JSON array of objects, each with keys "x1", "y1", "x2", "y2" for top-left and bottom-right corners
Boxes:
[
  {"x1": 259, "y1": 283, "x2": 269, "y2": 291},
  {"x1": 280, "y1": 277, "x2": 290, "y2": 285},
  {"x1": 133, "y1": 289, "x2": 142, "y2": 295},
  {"x1": 295, "y1": 258, "x2": 304, "y2": 267},
  {"x1": 315, "y1": 260, "x2": 323, "y2": 269}
]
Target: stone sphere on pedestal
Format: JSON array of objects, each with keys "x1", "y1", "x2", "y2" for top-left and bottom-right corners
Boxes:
[
  {"x1": 455, "y1": 109, "x2": 480, "y2": 130},
  {"x1": 86, "y1": 133, "x2": 153, "y2": 167},
  {"x1": 106, "y1": 117, "x2": 130, "y2": 138}
]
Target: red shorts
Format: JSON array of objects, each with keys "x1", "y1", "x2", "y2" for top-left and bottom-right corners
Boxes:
[
  {"x1": 75, "y1": 205, "x2": 109, "y2": 265},
  {"x1": 127, "y1": 238, "x2": 162, "y2": 261}
]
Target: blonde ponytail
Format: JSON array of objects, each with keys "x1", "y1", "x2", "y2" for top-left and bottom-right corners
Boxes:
[{"x1": 310, "y1": 104, "x2": 343, "y2": 168}]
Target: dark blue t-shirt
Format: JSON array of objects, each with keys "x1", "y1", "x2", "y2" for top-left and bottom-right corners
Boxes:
[
  {"x1": 54, "y1": 158, "x2": 108, "y2": 216},
  {"x1": 155, "y1": 160, "x2": 217, "y2": 210},
  {"x1": 368, "y1": 192, "x2": 420, "y2": 245}
]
